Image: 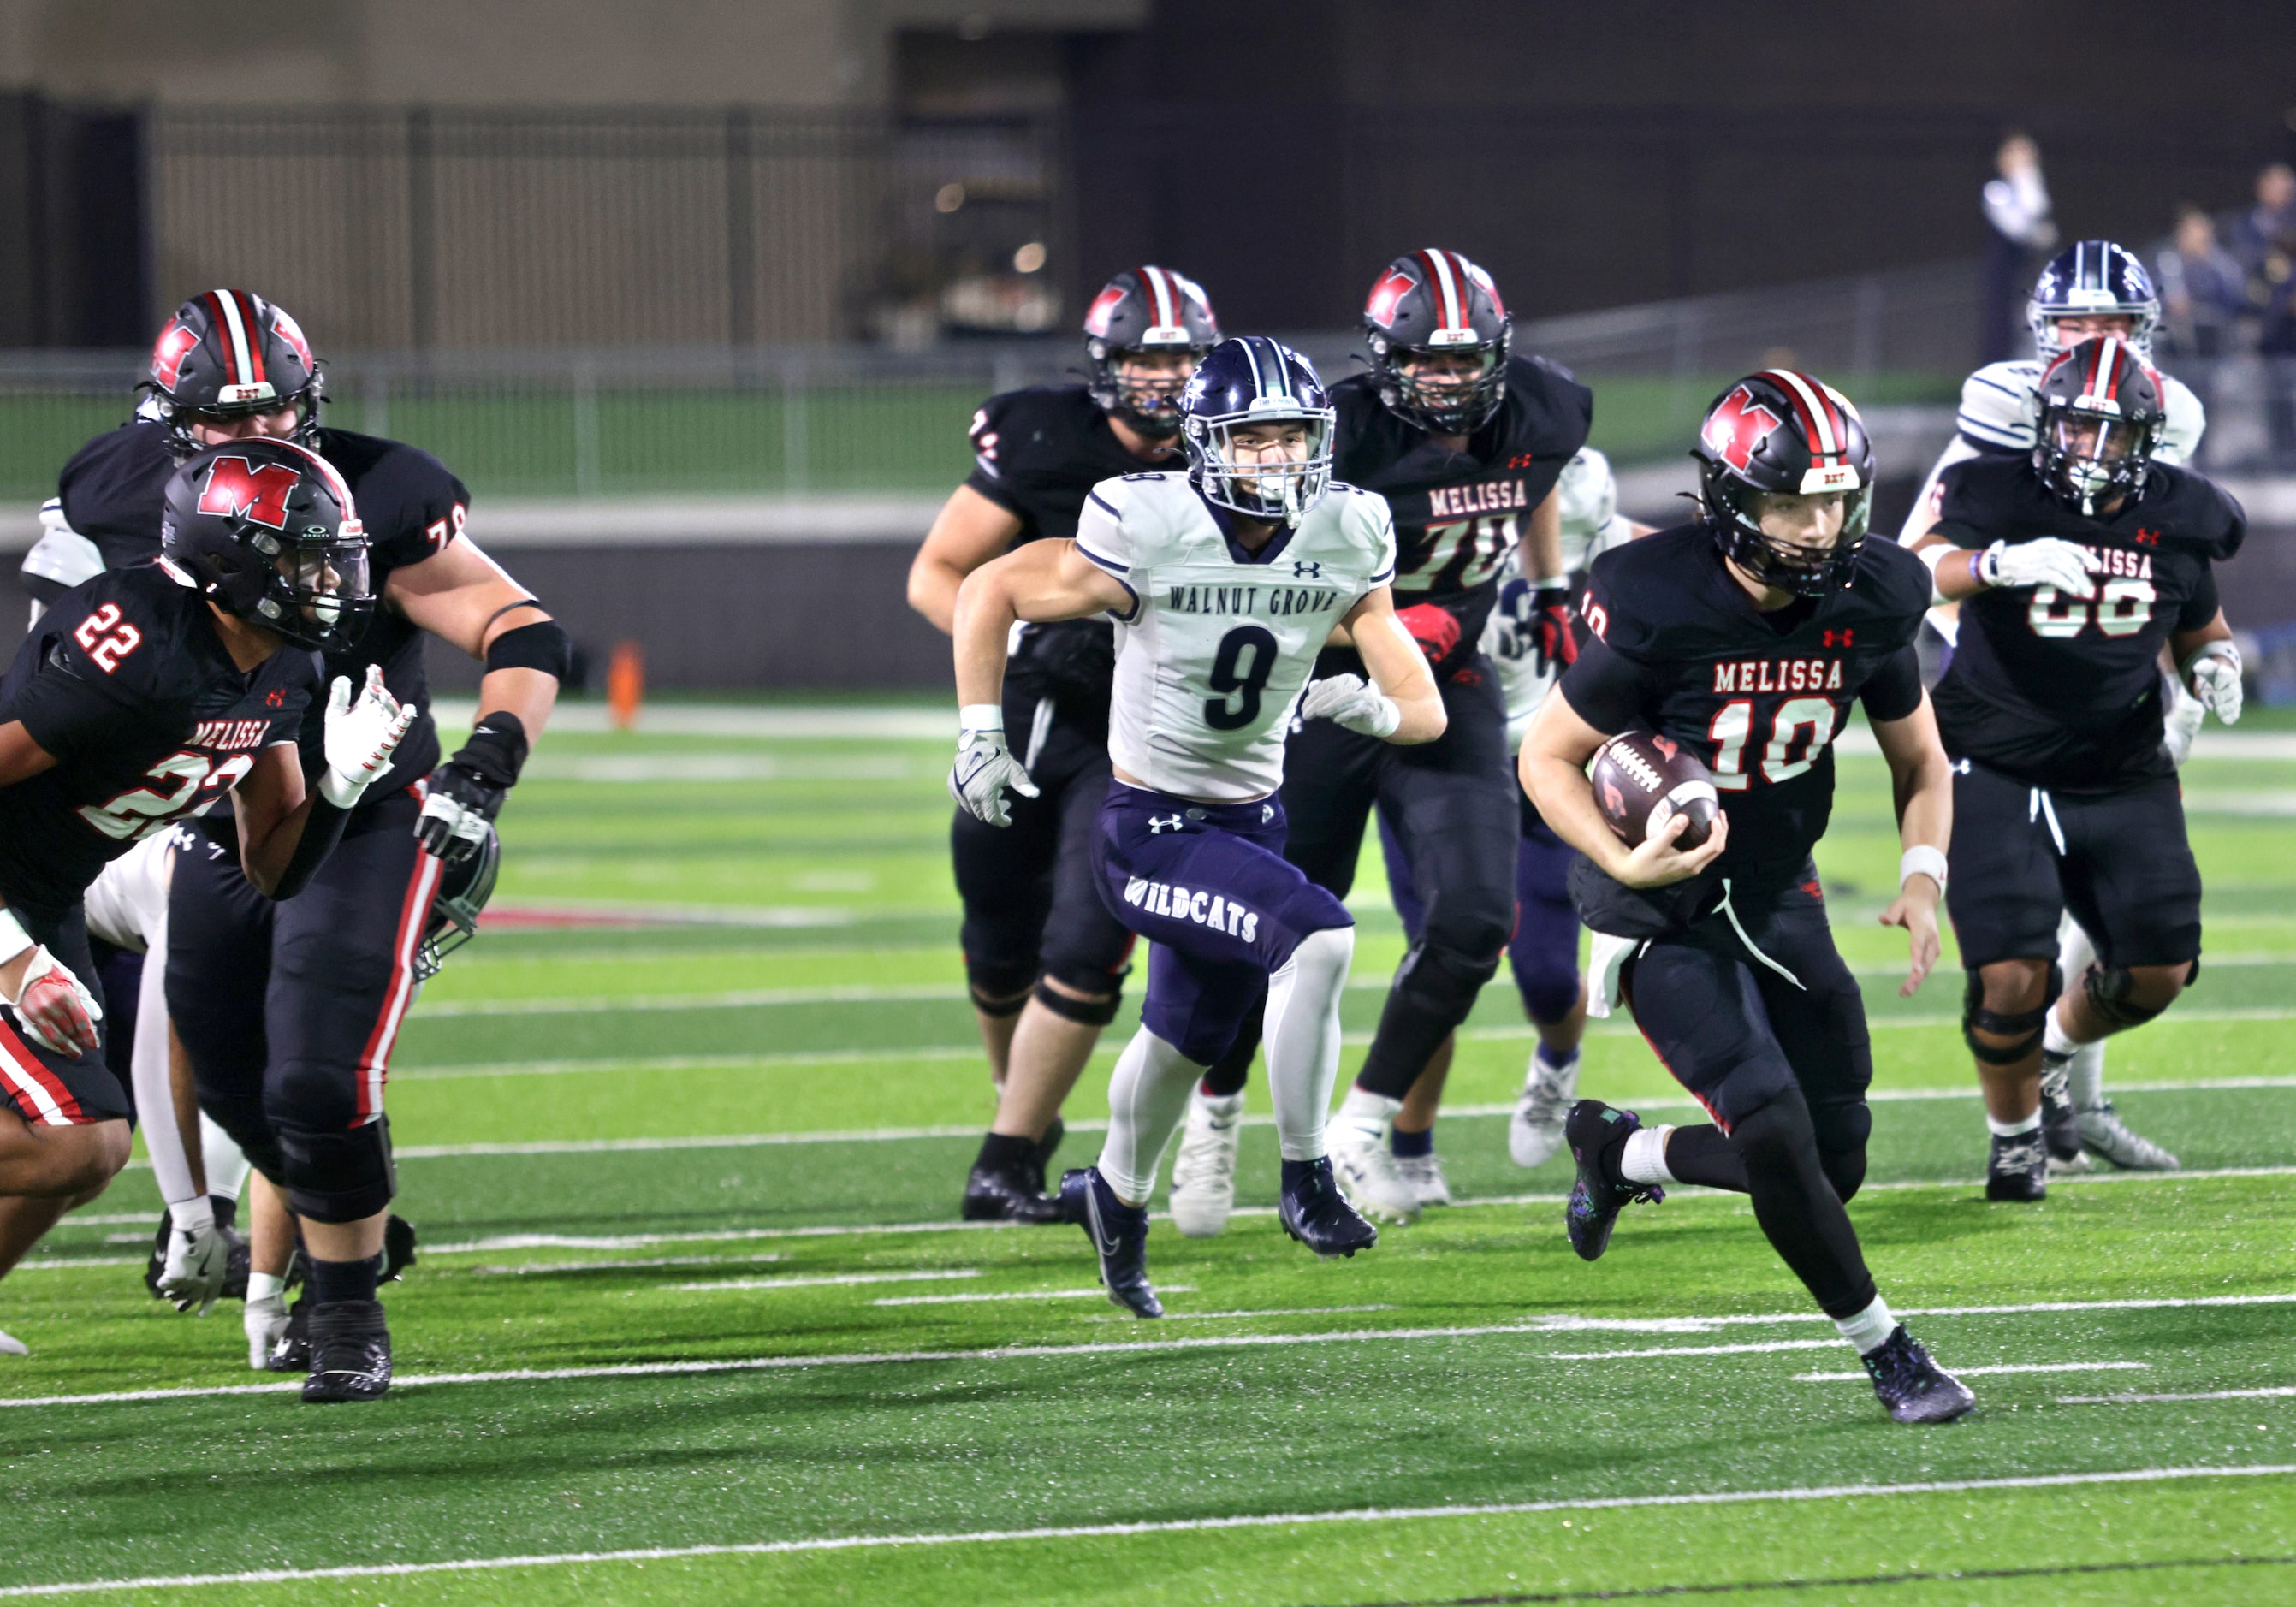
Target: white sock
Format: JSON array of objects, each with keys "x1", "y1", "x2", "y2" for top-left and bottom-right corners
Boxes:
[
  {"x1": 2041, "y1": 1009, "x2": 2080, "y2": 1062},
  {"x1": 1193, "y1": 1088, "x2": 1243, "y2": 1120},
  {"x1": 1834, "y1": 1293, "x2": 1898, "y2": 1355},
  {"x1": 1620, "y1": 1124, "x2": 1676, "y2": 1186},
  {"x1": 2066, "y1": 1040, "x2": 2106, "y2": 1108},
  {"x1": 246, "y1": 1272, "x2": 287, "y2": 1304},
  {"x1": 1265, "y1": 927, "x2": 1356, "y2": 1162},
  {"x1": 1986, "y1": 1111, "x2": 2043, "y2": 1137},
  {"x1": 199, "y1": 1115, "x2": 251, "y2": 1202},
  {"x1": 1095, "y1": 1028, "x2": 1203, "y2": 1205}
]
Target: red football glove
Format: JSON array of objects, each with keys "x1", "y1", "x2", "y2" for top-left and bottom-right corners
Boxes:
[
  {"x1": 1395, "y1": 602, "x2": 1462, "y2": 665},
  {"x1": 9, "y1": 946, "x2": 101, "y2": 1059},
  {"x1": 1533, "y1": 587, "x2": 1579, "y2": 673}
]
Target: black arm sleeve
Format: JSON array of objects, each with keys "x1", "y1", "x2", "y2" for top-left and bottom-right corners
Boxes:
[
  {"x1": 1859, "y1": 646, "x2": 1925, "y2": 723},
  {"x1": 2175, "y1": 565, "x2": 2222, "y2": 632},
  {"x1": 1555, "y1": 635, "x2": 1658, "y2": 735},
  {"x1": 268, "y1": 794, "x2": 350, "y2": 901}
]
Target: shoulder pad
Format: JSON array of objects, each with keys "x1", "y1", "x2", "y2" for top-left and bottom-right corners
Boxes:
[
  {"x1": 1956, "y1": 360, "x2": 2040, "y2": 451},
  {"x1": 2155, "y1": 373, "x2": 2206, "y2": 465},
  {"x1": 21, "y1": 504, "x2": 104, "y2": 590},
  {"x1": 1579, "y1": 524, "x2": 1706, "y2": 657},
  {"x1": 1848, "y1": 537, "x2": 1935, "y2": 633},
  {"x1": 42, "y1": 566, "x2": 197, "y2": 703},
  {"x1": 2145, "y1": 466, "x2": 2245, "y2": 561},
  {"x1": 1498, "y1": 356, "x2": 1593, "y2": 458},
  {"x1": 1554, "y1": 448, "x2": 1618, "y2": 539}
]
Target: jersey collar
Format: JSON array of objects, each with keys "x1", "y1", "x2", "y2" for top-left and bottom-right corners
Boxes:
[{"x1": 1194, "y1": 484, "x2": 1299, "y2": 566}]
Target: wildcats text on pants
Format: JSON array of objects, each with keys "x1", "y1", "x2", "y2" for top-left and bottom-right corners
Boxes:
[{"x1": 1123, "y1": 876, "x2": 1261, "y2": 942}]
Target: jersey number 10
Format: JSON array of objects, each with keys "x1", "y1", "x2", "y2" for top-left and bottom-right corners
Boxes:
[{"x1": 1706, "y1": 696, "x2": 1840, "y2": 790}]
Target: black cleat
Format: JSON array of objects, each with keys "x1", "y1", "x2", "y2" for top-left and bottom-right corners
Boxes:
[
  {"x1": 1564, "y1": 1100, "x2": 1663, "y2": 1262},
  {"x1": 1861, "y1": 1325, "x2": 1975, "y2": 1423},
  {"x1": 2037, "y1": 1057, "x2": 2083, "y2": 1165},
  {"x1": 961, "y1": 1158, "x2": 1065, "y2": 1224},
  {"x1": 1985, "y1": 1128, "x2": 2048, "y2": 1201},
  {"x1": 301, "y1": 1299, "x2": 392, "y2": 1402},
  {"x1": 268, "y1": 1291, "x2": 314, "y2": 1373},
  {"x1": 1060, "y1": 1166, "x2": 1160, "y2": 1318},
  {"x1": 1278, "y1": 1158, "x2": 1378, "y2": 1258},
  {"x1": 382, "y1": 1215, "x2": 418, "y2": 1283}
]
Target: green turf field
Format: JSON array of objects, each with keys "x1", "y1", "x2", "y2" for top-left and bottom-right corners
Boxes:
[{"x1": 4, "y1": 703, "x2": 2293, "y2": 1604}]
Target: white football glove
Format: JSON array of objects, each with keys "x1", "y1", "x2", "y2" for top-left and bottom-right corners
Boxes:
[
  {"x1": 1978, "y1": 537, "x2": 2097, "y2": 597},
  {"x1": 5, "y1": 946, "x2": 102, "y2": 1058},
  {"x1": 245, "y1": 1291, "x2": 289, "y2": 1371},
  {"x1": 1299, "y1": 673, "x2": 1402, "y2": 738},
  {"x1": 322, "y1": 664, "x2": 418, "y2": 809},
  {"x1": 156, "y1": 1202, "x2": 231, "y2": 1317},
  {"x1": 948, "y1": 720, "x2": 1038, "y2": 827},
  {"x1": 2184, "y1": 640, "x2": 2244, "y2": 726}
]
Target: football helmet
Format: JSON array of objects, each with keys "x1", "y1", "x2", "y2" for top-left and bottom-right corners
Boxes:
[
  {"x1": 145, "y1": 290, "x2": 323, "y2": 459},
  {"x1": 2028, "y1": 240, "x2": 2161, "y2": 362},
  {"x1": 415, "y1": 819, "x2": 498, "y2": 981},
  {"x1": 162, "y1": 440, "x2": 373, "y2": 651},
  {"x1": 2032, "y1": 336, "x2": 2163, "y2": 517},
  {"x1": 1362, "y1": 249, "x2": 1512, "y2": 435},
  {"x1": 1083, "y1": 266, "x2": 1220, "y2": 439},
  {"x1": 1693, "y1": 370, "x2": 1874, "y2": 597},
  {"x1": 1180, "y1": 336, "x2": 1335, "y2": 524}
]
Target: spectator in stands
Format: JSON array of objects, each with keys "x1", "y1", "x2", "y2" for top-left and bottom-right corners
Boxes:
[
  {"x1": 1980, "y1": 133, "x2": 2057, "y2": 363},
  {"x1": 2157, "y1": 206, "x2": 2250, "y2": 359},
  {"x1": 2241, "y1": 167, "x2": 2296, "y2": 457}
]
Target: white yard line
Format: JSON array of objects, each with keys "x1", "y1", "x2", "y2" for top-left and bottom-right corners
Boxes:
[
  {"x1": 2060, "y1": 1386, "x2": 2296, "y2": 1405},
  {"x1": 3, "y1": 1464, "x2": 2292, "y2": 1598},
  {"x1": 1795, "y1": 1361, "x2": 2151, "y2": 1381},
  {"x1": 873, "y1": 1285, "x2": 1195, "y2": 1307},
  {"x1": 678, "y1": 1270, "x2": 980, "y2": 1293}
]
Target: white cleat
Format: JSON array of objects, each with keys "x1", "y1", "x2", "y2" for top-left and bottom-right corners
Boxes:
[
  {"x1": 1509, "y1": 1047, "x2": 1581, "y2": 1169},
  {"x1": 1394, "y1": 1151, "x2": 1451, "y2": 1208},
  {"x1": 1329, "y1": 1094, "x2": 1421, "y2": 1224},
  {"x1": 245, "y1": 1293, "x2": 289, "y2": 1371},
  {"x1": 1168, "y1": 1089, "x2": 1244, "y2": 1238},
  {"x1": 2078, "y1": 1101, "x2": 2180, "y2": 1171},
  {"x1": 0, "y1": 1329, "x2": 25, "y2": 1357}
]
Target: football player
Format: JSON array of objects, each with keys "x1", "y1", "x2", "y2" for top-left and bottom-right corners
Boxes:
[
  {"x1": 907, "y1": 267, "x2": 1219, "y2": 1222},
  {"x1": 1184, "y1": 252, "x2": 1592, "y2": 1225},
  {"x1": 1899, "y1": 241, "x2": 2202, "y2": 1172},
  {"x1": 0, "y1": 441, "x2": 411, "y2": 1357},
  {"x1": 43, "y1": 291, "x2": 570, "y2": 1398},
  {"x1": 1522, "y1": 371, "x2": 1973, "y2": 1425},
  {"x1": 1911, "y1": 338, "x2": 2242, "y2": 1203},
  {"x1": 949, "y1": 337, "x2": 1443, "y2": 1317}
]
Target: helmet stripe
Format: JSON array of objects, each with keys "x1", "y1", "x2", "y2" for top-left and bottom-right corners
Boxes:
[
  {"x1": 205, "y1": 290, "x2": 252, "y2": 387},
  {"x1": 1421, "y1": 250, "x2": 1464, "y2": 332},
  {"x1": 1140, "y1": 266, "x2": 1174, "y2": 329},
  {"x1": 234, "y1": 292, "x2": 268, "y2": 386},
  {"x1": 1765, "y1": 369, "x2": 1840, "y2": 459}
]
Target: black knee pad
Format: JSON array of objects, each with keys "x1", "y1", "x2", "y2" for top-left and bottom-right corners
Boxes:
[
  {"x1": 2082, "y1": 963, "x2": 2180, "y2": 1031},
  {"x1": 1393, "y1": 940, "x2": 1504, "y2": 1024},
  {"x1": 1811, "y1": 1101, "x2": 1872, "y2": 1202},
  {"x1": 1961, "y1": 964, "x2": 2061, "y2": 1064},
  {"x1": 966, "y1": 961, "x2": 1035, "y2": 1017},
  {"x1": 1033, "y1": 975, "x2": 1121, "y2": 1027},
  {"x1": 276, "y1": 1116, "x2": 397, "y2": 1225},
  {"x1": 1728, "y1": 1088, "x2": 1818, "y2": 1178}
]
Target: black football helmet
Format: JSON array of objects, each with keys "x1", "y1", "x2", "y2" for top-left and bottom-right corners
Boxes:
[
  {"x1": 1362, "y1": 249, "x2": 1512, "y2": 435},
  {"x1": 1083, "y1": 266, "x2": 1220, "y2": 439},
  {"x1": 1180, "y1": 337, "x2": 1334, "y2": 523},
  {"x1": 1693, "y1": 370, "x2": 1874, "y2": 597},
  {"x1": 415, "y1": 819, "x2": 499, "y2": 981},
  {"x1": 2028, "y1": 240, "x2": 2162, "y2": 362},
  {"x1": 2032, "y1": 336, "x2": 2163, "y2": 517},
  {"x1": 161, "y1": 440, "x2": 372, "y2": 651},
  {"x1": 145, "y1": 290, "x2": 323, "y2": 459}
]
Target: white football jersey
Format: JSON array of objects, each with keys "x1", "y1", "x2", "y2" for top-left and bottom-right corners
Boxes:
[
  {"x1": 1076, "y1": 472, "x2": 1397, "y2": 801},
  {"x1": 1480, "y1": 448, "x2": 1633, "y2": 750}
]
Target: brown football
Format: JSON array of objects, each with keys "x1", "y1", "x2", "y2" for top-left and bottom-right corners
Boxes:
[{"x1": 1590, "y1": 730, "x2": 1719, "y2": 852}]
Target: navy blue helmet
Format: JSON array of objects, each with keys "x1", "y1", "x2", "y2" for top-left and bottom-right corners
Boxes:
[
  {"x1": 1180, "y1": 337, "x2": 1334, "y2": 524},
  {"x1": 2028, "y1": 240, "x2": 2161, "y2": 361}
]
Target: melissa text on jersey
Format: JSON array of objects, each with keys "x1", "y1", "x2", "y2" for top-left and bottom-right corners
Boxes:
[
  {"x1": 1424, "y1": 477, "x2": 1532, "y2": 519},
  {"x1": 1712, "y1": 657, "x2": 1848, "y2": 695}
]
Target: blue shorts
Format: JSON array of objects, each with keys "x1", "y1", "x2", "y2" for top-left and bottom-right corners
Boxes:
[{"x1": 1095, "y1": 781, "x2": 1353, "y2": 1064}]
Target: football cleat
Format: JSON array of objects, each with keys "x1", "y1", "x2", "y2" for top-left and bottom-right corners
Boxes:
[
  {"x1": 1861, "y1": 1325, "x2": 1976, "y2": 1424},
  {"x1": 0, "y1": 1328, "x2": 26, "y2": 1357},
  {"x1": 245, "y1": 1292, "x2": 289, "y2": 1371},
  {"x1": 2078, "y1": 1101, "x2": 2180, "y2": 1171},
  {"x1": 1985, "y1": 1129, "x2": 2049, "y2": 1202},
  {"x1": 1279, "y1": 1158, "x2": 1379, "y2": 1258},
  {"x1": 1394, "y1": 1151, "x2": 1451, "y2": 1208},
  {"x1": 961, "y1": 1157, "x2": 1065, "y2": 1225},
  {"x1": 1329, "y1": 1109, "x2": 1421, "y2": 1225},
  {"x1": 2037, "y1": 1056, "x2": 2085, "y2": 1165},
  {"x1": 1168, "y1": 1088, "x2": 1244, "y2": 1238},
  {"x1": 1060, "y1": 1167, "x2": 1161, "y2": 1319},
  {"x1": 1564, "y1": 1100, "x2": 1663, "y2": 1262},
  {"x1": 268, "y1": 1291, "x2": 314, "y2": 1372},
  {"x1": 301, "y1": 1299, "x2": 392, "y2": 1403},
  {"x1": 1509, "y1": 1047, "x2": 1580, "y2": 1169},
  {"x1": 382, "y1": 1214, "x2": 418, "y2": 1283}
]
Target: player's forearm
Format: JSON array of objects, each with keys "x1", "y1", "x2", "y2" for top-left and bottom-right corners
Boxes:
[
  {"x1": 1522, "y1": 491, "x2": 1565, "y2": 584},
  {"x1": 951, "y1": 570, "x2": 1017, "y2": 710},
  {"x1": 1387, "y1": 687, "x2": 1446, "y2": 744},
  {"x1": 243, "y1": 794, "x2": 348, "y2": 900},
  {"x1": 1519, "y1": 744, "x2": 1634, "y2": 881},
  {"x1": 907, "y1": 555, "x2": 965, "y2": 636},
  {"x1": 475, "y1": 667, "x2": 558, "y2": 743},
  {"x1": 1891, "y1": 753, "x2": 1952, "y2": 857},
  {"x1": 1919, "y1": 540, "x2": 1987, "y2": 600},
  {"x1": 2170, "y1": 615, "x2": 2233, "y2": 665}
]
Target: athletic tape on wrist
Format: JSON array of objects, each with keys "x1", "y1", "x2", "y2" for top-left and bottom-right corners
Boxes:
[
  {"x1": 1530, "y1": 576, "x2": 1569, "y2": 593},
  {"x1": 2180, "y1": 638, "x2": 2241, "y2": 679},
  {"x1": 1915, "y1": 543, "x2": 1954, "y2": 604},
  {"x1": 959, "y1": 703, "x2": 1004, "y2": 735},
  {"x1": 1899, "y1": 845, "x2": 1949, "y2": 893}
]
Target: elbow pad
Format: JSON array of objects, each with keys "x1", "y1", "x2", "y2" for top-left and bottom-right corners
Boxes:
[{"x1": 485, "y1": 618, "x2": 573, "y2": 680}]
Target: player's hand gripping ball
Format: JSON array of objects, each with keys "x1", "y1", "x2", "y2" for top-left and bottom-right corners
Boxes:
[{"x1": 1590, "y1": 731, "x2": 1719, "y2": 852}]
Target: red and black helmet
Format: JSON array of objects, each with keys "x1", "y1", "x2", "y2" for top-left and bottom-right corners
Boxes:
[
  {"x1": 2033, "y1": 335, "x2": 2164, "y2": 517},
  {"x1": 1361, "y1": 249, "x2": 1512, "y2": 434},
  {"x1": 1082, "y1": 266, "x2": 1220, "y2": 439},
  {"x1": 1693, "y1": 370, "x2": 1874, "y2": 596},
  {"x1": 161, "y1": 439, "x2": 372, "y2": 652},
  {"x1": 145, "y1": 289, "x2": 323, "y2": 459}
]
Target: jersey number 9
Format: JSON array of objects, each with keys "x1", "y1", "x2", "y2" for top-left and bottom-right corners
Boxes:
[{"x1": 1205, "y1": 626, "x2": 1279, "y2": 732}]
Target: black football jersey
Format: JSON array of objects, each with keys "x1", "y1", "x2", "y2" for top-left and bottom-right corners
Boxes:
[
  {"x1": 1331, "y1": 355, "x2": 1593, "y2": 672},
  {"x1": 55, "y1": 419, "x2": 472, "y2": 798},
  {"x1": 1929, "y1": 456, "x2": 2240, "y2": 792},
  {"x1": 1558, "y1": 524, "x2": 1931, "y2": 934},
  {"x1": 963, "y1": 385, "x2": 1179, "y2": 726},
  {"x1": 0, "y1": 566, "x2": 320, "y2": 913}
]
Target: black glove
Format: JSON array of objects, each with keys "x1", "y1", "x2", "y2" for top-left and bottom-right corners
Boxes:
[{"x1": 416, "y1": 712, "x2": 528, "y2": 863}]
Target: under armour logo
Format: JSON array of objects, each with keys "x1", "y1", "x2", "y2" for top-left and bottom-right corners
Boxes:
[
  {"x1": 2133, "y1": 528, "x2": 2159, "y2": 546},
  {"x1": 1148, "y1": 814, "x2": 1187, "y2": 834},
  {"x1": 1261, "y1": 804, "x2": 1275, "y2": 822},
  {"x1": 1822, "y1": 629, "x2": 1854, "y2": 647},
  {"x1": 1291, "y1": 561, "x2": 1323, "y2": 578}
]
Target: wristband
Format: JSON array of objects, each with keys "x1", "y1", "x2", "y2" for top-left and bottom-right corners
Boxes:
[
  {"x1": 2180, "y1": 638, "x2": 2241, "y2": 681},
  {"x1": 1899, "y1": 845, "x2": 1949, "y2": 894},
  {"x1": 454, "y1": 711, "x2": 530, "y2": 787},
  {"x1": 0, "y1": 909, "x2": 30, "y2": 978},
  {"x1": 1915, "y1": 543, "x2": 1954, "y2": 604},
  {"x1": 959, "y1": 703, "x2": 1005, "y2": 735},
  {"x1": 1529, "y1": 576, "x2": 1569, "y2": 593}
]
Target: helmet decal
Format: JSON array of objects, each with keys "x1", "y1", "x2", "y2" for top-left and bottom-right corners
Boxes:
[
  {"x1": 197, "y1": 455, "x2": 300, "y2": 531},
  {"x1": 270, "y1": 305, "x2": 315, "y2": 371},
  {"x1": 150, "y1": 319, "x2": 199, "y2": 392},
  {"x1": 1083, "y1": 282, "x2": 1126, "y2": 340},
  {"x1": 1700, "y1": 385, "x2": 1783, "y2": 473},
  {"x1": 1364, "y1": 266, "x2": 1416, "y2": 329}
]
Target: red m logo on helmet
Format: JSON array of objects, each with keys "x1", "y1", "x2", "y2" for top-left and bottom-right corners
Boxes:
[
  {"x1": 1703, "y1": 386, "x2": 1783, "y2": 473},
  {"x1": 198, "y1": 457, "x2": 300, "y2": 530}
]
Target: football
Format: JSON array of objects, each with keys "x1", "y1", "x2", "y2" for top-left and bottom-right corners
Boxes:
[{"x1": 1590, "y1": 730, "x2": 1720, "y2": 851}]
